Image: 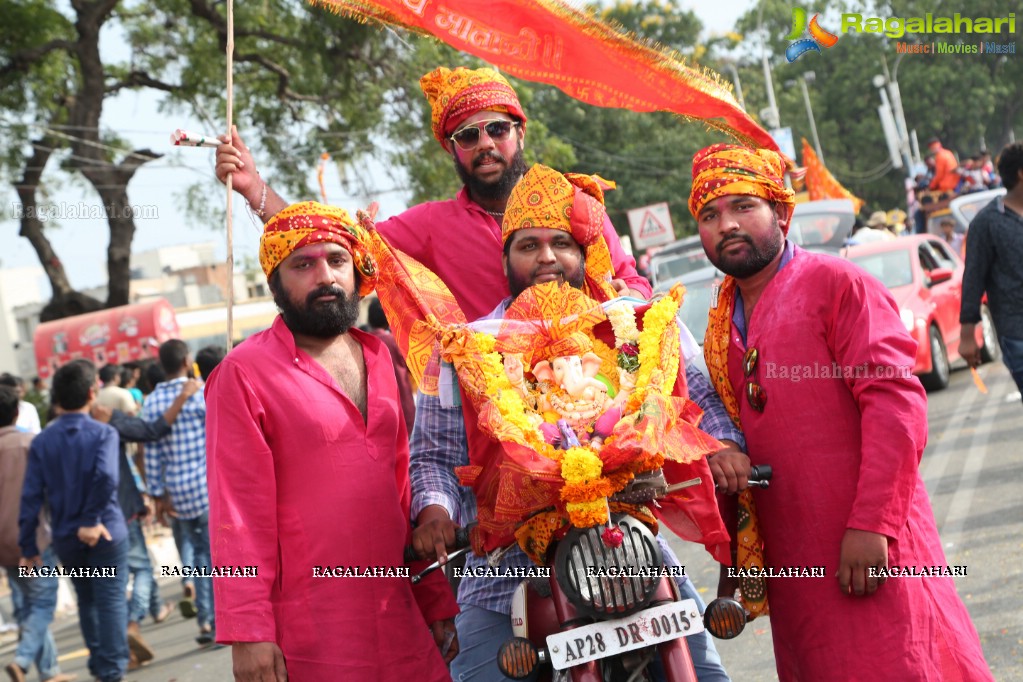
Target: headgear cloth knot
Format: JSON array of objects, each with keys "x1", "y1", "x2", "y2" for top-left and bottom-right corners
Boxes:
[
  {"x1": 420, "y1": 66, "x2": 526, "y2": 146},
  {"x1": 259, "y1": 201, "x2": 377, "y2": 297},
  {"x1": 688, "y1": 144, "x2": 795, "y2": 230}
]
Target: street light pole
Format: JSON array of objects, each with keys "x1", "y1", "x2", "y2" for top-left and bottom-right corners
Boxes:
[
  {"x1": 722, "y1": 62, "x2": 746, "y2": 111},
  {"x1": 799, "y1": 72, "x2": 823, "y2": 162},
  {"x1": 880, "y1": 54, "x2": 914, "y2": 173},
  {"x1": 758, "y1": 1, "x2": 780, "y2": 129}
]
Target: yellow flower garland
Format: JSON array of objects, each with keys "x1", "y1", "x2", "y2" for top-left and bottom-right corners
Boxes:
[{"x1": 473, "y1": 291, "x2": 684, "y2": 529}]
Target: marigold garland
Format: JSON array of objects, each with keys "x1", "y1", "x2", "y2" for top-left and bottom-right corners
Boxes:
[
  {"x1": 469, "y1": 289, "x2": 685, "y2": 532},
  {"x1": 627, "y1": 294, "x2": 682, "y2": 413}
]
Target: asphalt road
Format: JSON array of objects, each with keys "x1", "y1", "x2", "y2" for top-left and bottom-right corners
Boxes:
[{"x1": 2, "y1": 362, "x2": 1019, "y2": 681}]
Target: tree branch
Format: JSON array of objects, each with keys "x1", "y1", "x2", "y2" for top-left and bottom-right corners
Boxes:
[
  {"x1": 0, "y1": 39, "x2": 75, "y2": 80},
  {"x1": 235, "y1": 52, "x2": 326, "y2": 103},
  {"x1": 105, "y1": 70, "x2": 180, "y2": 94}
]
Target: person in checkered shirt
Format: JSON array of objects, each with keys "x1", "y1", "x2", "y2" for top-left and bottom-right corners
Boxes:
[{"x1": 140, "y1": 340, "x2": 215, "y2": 647}]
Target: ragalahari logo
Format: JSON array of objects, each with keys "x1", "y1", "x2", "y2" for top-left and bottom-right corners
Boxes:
[{"x1": 786, "y1": 8, "x2": 839, "y2": 62}]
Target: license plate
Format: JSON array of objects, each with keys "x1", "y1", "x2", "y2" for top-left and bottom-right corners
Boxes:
[{"x1": 546, "y1": 599, "x2": 704, "y2": 670}]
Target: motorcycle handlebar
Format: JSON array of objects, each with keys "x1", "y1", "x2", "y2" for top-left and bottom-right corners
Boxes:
[
  {"x1": 404, "y1": 525, "x2": 471, "y2": 564},
  {"x1": 747, "y1": 464, "x2": 773, "y2": 489}
]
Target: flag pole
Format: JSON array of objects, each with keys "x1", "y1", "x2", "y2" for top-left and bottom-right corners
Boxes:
[{"x1": 224, "y1": 0, "x2": 235, "y2": 351}]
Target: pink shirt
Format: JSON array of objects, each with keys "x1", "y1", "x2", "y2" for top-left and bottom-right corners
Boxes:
[
  {"x1": 205, "y1": 317, "x2": 456, "y2": 680},
  {"x1": 377, "y1": 187, "x2": 650, "y2": 321},
  {"x1": 726, "y1": 248, "x2": 991, "y2": 681}
]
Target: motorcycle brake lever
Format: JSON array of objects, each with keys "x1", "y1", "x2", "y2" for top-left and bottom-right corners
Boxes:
[{"x1": 410, "y1": 545, "x2": 473, "y2": 584}]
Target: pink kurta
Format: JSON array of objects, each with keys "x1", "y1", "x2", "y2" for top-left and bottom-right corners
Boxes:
[
  {"x1": 377, "y1": 187, "x2": 650, "y2": 321},
  {"x1": 727, "y1": 247, "x2": 991, "y2": 681},
  {"x1": 205, "y1": 317, "x2": 457, "y2": 681}
]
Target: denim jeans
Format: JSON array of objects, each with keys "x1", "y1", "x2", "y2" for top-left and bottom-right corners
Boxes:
[
  {"x1": 126, "y1": 518, "x2": 163, "y2": 623},
  {"x1": 55, "y1": 536, "x2": 130, "y2": 682},
  {"x1": 4, "y1": 546, "x2": 63, "y2": 679},
  {"x1": 449, "y1": 577, "x2": 729, "y2": 682},
  {"x1": 999, "y1": 334, "x2": 1023, "y2": 397},
  {"x1": 171, "y1": 511, "x2": 214, "y2": 630},
  {"x1": 171, "y1": 514, "x2": 196, "y2": 590}
]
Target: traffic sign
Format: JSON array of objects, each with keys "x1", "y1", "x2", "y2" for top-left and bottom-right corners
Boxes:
[{"x1": 626, "y1": 202, "x2": 674, "y2": 250}]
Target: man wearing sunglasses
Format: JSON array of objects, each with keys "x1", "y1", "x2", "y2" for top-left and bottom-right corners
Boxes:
[
  {"x1": 408, "y1": 163, "x2": 743, "y2": 682},
  {"x1": 689, "y1": 144, "x2": 992, "y2": 681},
  {"x1": 216, "y1": 66, "x2": 650, "y2": 322}
]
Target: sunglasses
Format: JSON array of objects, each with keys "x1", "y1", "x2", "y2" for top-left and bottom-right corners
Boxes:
[
  {"x1": 449, "y1": 118, "x2": 520, "y2": 151},
  {"x1": 743, "y1": 347, "x2": 767, "y2": 412}
]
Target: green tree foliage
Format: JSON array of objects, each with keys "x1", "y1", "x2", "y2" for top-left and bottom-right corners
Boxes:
[
  {"x1": 732, "y1": 0, "x2": 1022, "y2": 214},
  {"x1": 0, "y1": 0, "x2": 406, "y2": 320}
]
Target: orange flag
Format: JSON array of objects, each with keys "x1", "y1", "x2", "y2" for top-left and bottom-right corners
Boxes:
[
  {"x1": 802, "y1": 138, "x2": 864, "y2": 213},
  {"x1": 312, "y1": 0, "x2": 776, "y2": 150},
  {"x1": 357, "y1": 206, "x2": 466, "y2": 395}
]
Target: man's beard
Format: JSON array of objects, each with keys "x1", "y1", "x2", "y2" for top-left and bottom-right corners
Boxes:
[
  {"x1": 508, "y1": 260, "x2": 587, "y2": 298},
  {"x1": 709, "y1": 217, "x2": 785, "y2": 279},
  {"x1": 455, "y1": 147, "x2": 528, "y2": 202},
  {"x1": 272, "y1": 282, "x2": 361, "y2": 338}
]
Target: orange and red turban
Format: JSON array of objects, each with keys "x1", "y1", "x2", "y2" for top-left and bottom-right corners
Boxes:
[
  {"x1": 688, "y1": 144, "x2": 795, "y2": 228},
  {"x1": 259, "y1": 201, "x2": 377, "y2": 297},
  {"x1": 420, "y1": 66, "x2": 526, "y2": 146},
  {"x1": 502, "y1": 163, "x2": 618, "y2": 302}
]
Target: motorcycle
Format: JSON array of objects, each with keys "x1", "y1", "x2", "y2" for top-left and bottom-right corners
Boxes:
[{"x1": 410, "y1": 465, "x2": 773, "y2": 681}]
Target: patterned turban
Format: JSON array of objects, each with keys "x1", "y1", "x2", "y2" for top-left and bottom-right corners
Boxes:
[
  {"x1": 502, "y1": 163, "x2": 618, "y2": 302},
  {"x1": 688, "y1": 144, "x2": 795, "y2": 229},
  {"x1": 420, "y1": 66, "x2": 526, "y2": 146},
  {"x1": 260, "y1": 201, "x2": 377, "y2": 297}
]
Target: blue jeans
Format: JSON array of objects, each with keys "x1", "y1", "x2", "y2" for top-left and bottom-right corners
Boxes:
[
  {"x1": 172, "y1": 514, "x2": 196, "y2": 590},
  {"x1": 4, "y1": 547, "x2": 63, "y2": 680},
  {"x1": 999, "y1": 334, "x2": 1023, "y2": 397},
  {"x1": 172, "y1": 512, "x2": 214, "y2": 630},
  {"x1": 126, "y1": 519, "x2": 163, "y2": 623},
  {"x1": 55, "y1": 536, "x2": 130, "y2": 682},
  {"x1": 450, "y1": 578, "x2": 729, "y2": 682}
]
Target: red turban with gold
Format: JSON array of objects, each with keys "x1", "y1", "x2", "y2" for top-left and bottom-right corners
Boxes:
[
  {"x1": 420, "y1": 66, "x2": 526, "y2": 146},
  {"x1": 259, "y1": 201, "x2": 377, "y2": 297},
  {"x1": 688, "y1": 144, "x2": 795, "y2": 229}
]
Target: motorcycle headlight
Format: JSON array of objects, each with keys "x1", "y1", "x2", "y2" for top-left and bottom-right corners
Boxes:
[{"x1": 554, "y1": 515, "x2": 661, "y2": 618}]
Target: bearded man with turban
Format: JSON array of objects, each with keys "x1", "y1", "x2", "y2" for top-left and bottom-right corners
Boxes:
[
  {"x1": 216, "y1": 66, "x2": 650, "y2": 321},
  {"x1": 690, "y1": 144, "x2": 992, "y2": 681},
  {"x1": 407, "y1": 164, "x2": 740, "y2": 681},
  {"x1": 204, "y1": 202, "x2": 458, "y2": 681}
]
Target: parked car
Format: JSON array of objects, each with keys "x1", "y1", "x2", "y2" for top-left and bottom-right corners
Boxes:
[
  {"x1": 842, "y1": 234, "x2": 1000, "y2": 391},
  {"x1": 789, "y1": 198, "x2": 857, "y2": 253},
  {"x1": 647, "y1": 236, "x2": 704, "y2": 290},
  {"x1": 949, "y1": 187, "x2": 1006, "y2": 231}
]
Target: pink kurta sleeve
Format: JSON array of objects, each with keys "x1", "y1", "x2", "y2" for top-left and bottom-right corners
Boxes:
[
  {"x1": 826, "y1": 273, "x2": 929, "y2": 540},
  {"x1": 205, "y1": 360, "x2": 280, "y2": 643},
  {"x1": 601, "y1": 214, "x2": 651, "y2": 298}
]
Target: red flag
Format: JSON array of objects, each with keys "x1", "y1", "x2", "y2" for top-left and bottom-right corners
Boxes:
[{"x1": 312, "y1": 0, "x2": 777, "y2": 150}]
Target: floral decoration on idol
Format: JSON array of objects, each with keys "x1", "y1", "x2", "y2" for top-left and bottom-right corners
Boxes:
[{"x1": 441, "y1": 281, "x2": 711, "y2": 563}]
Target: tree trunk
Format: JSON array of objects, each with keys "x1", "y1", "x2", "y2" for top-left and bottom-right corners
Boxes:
[
  {"x1": 16, "y1": 132, "x2": 105, "y2": 322},
  {"x1": 68, "y1": 0, "x2": 160, "y2": 309}
]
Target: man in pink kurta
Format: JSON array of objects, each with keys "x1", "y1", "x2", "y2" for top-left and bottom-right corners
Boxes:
[
  {"x1": 215, "y1": 66, "x2": 650, "y2": 322},
  {"x1": 205, "y1": 202, "x2": 457, "y2": 681},
  {"x1": 690, "y1": 144, "x2": 992, "y2": 681}
]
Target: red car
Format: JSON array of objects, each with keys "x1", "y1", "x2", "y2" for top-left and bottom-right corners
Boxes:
[{"x1": 843, "y1": 234, "x2": 1000, "y2": 390}]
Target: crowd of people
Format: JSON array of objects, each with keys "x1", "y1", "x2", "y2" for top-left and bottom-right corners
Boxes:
[
  {"x1": 1, "y1": 343, "x2": 225, "y2": 682},
  {"x1": 1, "y1": 62, "x2": 1015, "y2": 682}
]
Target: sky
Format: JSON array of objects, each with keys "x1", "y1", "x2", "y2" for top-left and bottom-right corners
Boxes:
[{"x1": 0, "y1": 1, "x2": 750, "y2": 297}]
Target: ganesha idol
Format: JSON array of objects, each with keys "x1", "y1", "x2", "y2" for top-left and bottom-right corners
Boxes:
[{"x1": 501, "y1": 332, "x2": 636, "y2": 449}]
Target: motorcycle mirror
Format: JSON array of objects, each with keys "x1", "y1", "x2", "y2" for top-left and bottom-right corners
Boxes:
[
  {"x1": 703, "y1": 598, "x2": 748, "y2": 640},
  {"x1": 497, "y1": 636, "x2": 543, "y2": 680}
]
